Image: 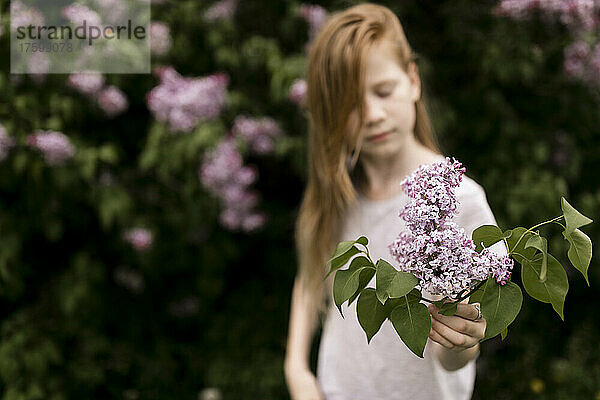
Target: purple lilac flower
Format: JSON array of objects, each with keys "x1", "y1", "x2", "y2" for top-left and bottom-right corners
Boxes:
[
  {"x1": 299, "y1": 4, "x2": 328, "y2": 41},
  {"x1": 231, "y1": 115, "x2": 282, "y2": 155},
  {"x1": 199, "y1": 138, "x2": 266, "y2": 232},
  {"x1": 494, "y1": 0, "x2": 596, "y2": 28},
  {"x1": 98, "y1": 85, "x2": 129, "y2": 117},
  {"x1": 26, "y1": 130, "x2": 75, "y2": 165},
  {"x1": 289, "y1": 79, "x2": 307, "y2": 104},
  {"x1": 0, "y1": 123, "x2": 16, "y2": 161},
  {"x1": 11, "y1": 1, "x2": 45, "y2": 31},
  {"x1": 564, "y1": 40, "x2": 591, "y2": 79},
  {"x1": 388, "y1": 157, "x2": 513, "y2": 298},
  {"x1": 398, "y1": 157, "x2": 465, "y2": 232},
  {"x1": 62, "y1": 3, "x2": 102, "y2": 26},
  {"x1": 150, "y1": 21, "x2": 172, "y2": 56},
  {"x1": 123, "y1": 227, "x2": 153, "y2": 251},
  {"x1": 67, "y1": 72, "x2": 105, "y2": 95},
  {"x1": 203, "y1": 0, "x2": 238, "y2": 22},
  {"x1": 27, "y1": 51, "x2": 50, "y2": 82},
  {"x1": 93, "y1": 0, "x2": 127, "y2": 23},
  {"x1": 147, "y1": 67, "x2": 229, "y2": 133}
]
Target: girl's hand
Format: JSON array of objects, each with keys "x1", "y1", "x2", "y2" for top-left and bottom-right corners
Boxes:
[
  {"x1": 284, "y1": 365, "x2": 324, "y2": 400},
  {"x1": 427, "y1": 302, "x2": 485, "y2": 351}
]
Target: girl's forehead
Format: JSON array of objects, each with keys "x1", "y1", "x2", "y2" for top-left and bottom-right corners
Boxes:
[{"x1": 364, "y1": 46, "x2": 406, "y2": 84}]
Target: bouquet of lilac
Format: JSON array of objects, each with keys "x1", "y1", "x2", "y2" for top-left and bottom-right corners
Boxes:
[{"x1": 326, "y1": 158, "x2": 593, "y2": 358}]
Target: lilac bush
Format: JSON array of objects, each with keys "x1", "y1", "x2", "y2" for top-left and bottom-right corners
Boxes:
[
  {"x1": 146, "y1": 67, "x2": 229, "y2": 133},
  {"x1": 199, "y1": 137, "x2": 266, "y2": 232},
  {"x1": 494, "y1": 0, "x2": 600, "y2": 86},
  {"x1": 231, "y1": 115, "x2": 282, "y2": 155}
]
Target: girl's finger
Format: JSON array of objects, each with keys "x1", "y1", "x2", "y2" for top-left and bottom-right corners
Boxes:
[
  {"x1": 430, "y1": 317, "x2": 476, "y2": 349},
  {"x1": 429, "y1": 306, "x2": 485, "y2": 339},
  {"x1": 429, "y1": 324, "x2": 454, "y2": 349},
  {"x1": 453, "y1": 303, "x2": 481, "y2": 321}
]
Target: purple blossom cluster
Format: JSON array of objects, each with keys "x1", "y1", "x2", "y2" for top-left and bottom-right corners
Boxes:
[
  {"x1": 0, "y1": 123, "x2": 16, "y2": 162},
  {"x1": 299, "y1": 4, "x2": 329, "y2": 52},
  {"x1": 199, "y1": 138, "x2": 266, "y2": 232},
  {"x1": 231, "y1": 115, "x2": 282, "y2": 155},
  {"x1": 67, "y1": 72, "x2": 105, "y2": 95},
  {"x1": 150, "y1": 21, "x2": 173, "y2": 56},
  {"x1": 147, "y1": 67, "x2": 229, "y2": 133},
  {"x1": 62, "y1": 3, "x2": 102, "y2": 26},
  {"x1": 26, "y1": 130, "x2": 76, "y2": 165},
  {"x1": 123, "y1": 227, "x2": 153, "y2": 251},
  {"x1": 203, "y1": 0, "x2": 238, "y2": 23},
  {"x1": 299, "y1": 4, "x2": 329, "y2": 41},
  {"x1": 388, "y1": 158, "x2": 513, "y2": 298},
  {"x1": 563, "y1": 40, "x2": 600, "y2": 85},
  {"x1": 494, "y1": 0, "x2": 596, "y2": 30},
  {"x1": 11, "y1": 1, "x2": 45, "y2": 31},
  {"x1": 10, "y1": 1, "x2": 49, "y2": 82},
  {"x1": 97, "y1": 85, "x2": 129, "y2": 117},
  {"x1": 288, "y1": 78, "x2": 307, "y2": 105},
  {"x1": 66, "y1": 73, "x2": 128, "y2": 117}
]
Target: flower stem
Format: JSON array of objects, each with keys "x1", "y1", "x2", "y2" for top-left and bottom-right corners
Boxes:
[{"x1": 509, "y1": 215, "x2": 564, "y2": 255}]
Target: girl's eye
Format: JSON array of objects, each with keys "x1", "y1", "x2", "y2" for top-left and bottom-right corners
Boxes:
[{"x1": 377, "y1": 91, "x2": 392, "y2": 98}]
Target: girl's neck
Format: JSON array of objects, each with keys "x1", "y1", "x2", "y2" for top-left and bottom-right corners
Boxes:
[{"x1": 356, "y1": 136, "x2": 441, "y2": 201}]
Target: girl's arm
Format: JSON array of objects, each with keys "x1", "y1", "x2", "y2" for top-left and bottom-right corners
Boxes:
[
  {"x1": 427, "y1": 301, "x2": 484, "y2": 371},
  {"x1": 430, "y1": 341, "x2": 480, "y2": 372},
  {"x1": 284, "y1": 276, "x2": 324, "y2": 400},
  {"x1": 284, "y1": 276, "x2": 319, "y2": 371}
]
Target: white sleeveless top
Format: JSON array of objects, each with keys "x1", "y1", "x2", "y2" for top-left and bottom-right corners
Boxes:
[{"x1": 317, "y1": 171, "x2": 503, "y2": 400}]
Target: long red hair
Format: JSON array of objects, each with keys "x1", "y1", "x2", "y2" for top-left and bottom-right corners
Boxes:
[{"x1": 295, "y1": 3, "x2": 440, "y2": 318}]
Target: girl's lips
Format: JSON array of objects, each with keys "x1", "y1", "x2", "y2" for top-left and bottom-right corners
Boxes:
[{"x1": 367, "y1": 130, "x2": 392, "y2": 142}]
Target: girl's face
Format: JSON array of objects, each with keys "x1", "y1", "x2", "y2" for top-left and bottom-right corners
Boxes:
[{"x1": 347, "y1": 40, "x2": 421, "y2": 159}]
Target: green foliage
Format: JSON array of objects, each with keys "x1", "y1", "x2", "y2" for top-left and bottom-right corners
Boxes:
[
  {"x1": 388, "y1": 290, "x2": 430, "y2": 358},
  {"x1": 470, "y1": 278, "x2": 523, "y2": 340}
]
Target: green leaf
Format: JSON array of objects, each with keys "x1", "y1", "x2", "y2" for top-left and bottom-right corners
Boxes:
[
  {"x1": 469, "y1": 278, "x2": 522, "y2": 340},
  {"x1": 472, "y1": 225, "x2": 505, "y2": 252},
  {"x1": 326, "y1": 236, "x2": 368, "y2": 278},
  {"x1": 501, "y1": 328, "x2": 508, "y2": 341},
  {"x1": 326, "y1": 246, "x2": 360, "y2": 278},
  {"x1": 521, "y1": 253, "x2": 568, "y2": 320},
  {"x1": 389, "y1": 296, "x2": 431, "y2": 358},
  {"x1": 505, "y1": 227, "x2": 536, "y2": 265},
  {"x1": 348, "y1": 266, "x2": 376, "y2": 306},
  {"x1": 356, "y1": 288, "x2": 389, "y2": 343},
  {"x1": 565, "y1": 228, "x2": 592, "y2": 285},
  {"x1": 333, "y1": 257, "x2": 374, "y2": 316},
  {"x1": 525, "y1": 234, "x2": 548, "y2": 282},
  {"x1": 561, "y1": 197, "x2": 593, "y2": 237},
  {"x1": 375, "y1": 259, "x2": 418, "y2": 304}
]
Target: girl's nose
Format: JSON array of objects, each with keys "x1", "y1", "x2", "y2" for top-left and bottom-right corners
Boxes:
[{"x1": 365, "y1": 97, "x2": 385, "y2": 127}]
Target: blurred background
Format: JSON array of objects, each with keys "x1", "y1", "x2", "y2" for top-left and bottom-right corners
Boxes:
[{"x1": 0, "y1": 0, "x2": 599, "y2": 399}]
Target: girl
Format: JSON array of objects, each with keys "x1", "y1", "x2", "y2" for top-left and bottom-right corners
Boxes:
[{"x1": 285, "y1": 4, "x2": 498, "y2": 399}]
